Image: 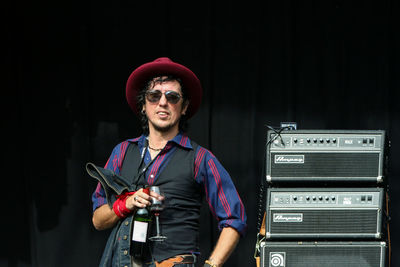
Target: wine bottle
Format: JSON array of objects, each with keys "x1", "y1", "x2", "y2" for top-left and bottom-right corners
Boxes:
[{"x1": 130, "y1": 188, "x2": 151, "y2": 259}]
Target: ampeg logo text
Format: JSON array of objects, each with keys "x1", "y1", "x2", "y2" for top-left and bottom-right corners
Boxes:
[
  {"x1": 274, "y1": 155, "x2": 304, "y2": 164},
  {"x1": 270, "y1": 252, "x2": 285, "y2": 267},
  {"x1": 273, "y1": 213, "x2": 303, "y2": 223}
]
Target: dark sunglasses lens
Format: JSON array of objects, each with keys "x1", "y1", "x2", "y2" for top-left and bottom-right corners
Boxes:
[
  {"x1": 146, "y1": 90, "x2": 181, "y2": 104},
  {"x1": 165, "y1": 91, "x2": 181, "y2": 104},
  {"x1": 146, "y1": 90, "x2": 162, "y2": 102}
]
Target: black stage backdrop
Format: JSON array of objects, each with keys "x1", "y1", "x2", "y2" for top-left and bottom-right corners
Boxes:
[{"x1": 4, "y1": 1, "x2": 400, "y2": 266}]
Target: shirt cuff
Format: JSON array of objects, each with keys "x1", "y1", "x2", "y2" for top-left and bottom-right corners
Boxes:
[{"x1": 218, "y1": 219, "x2": 247, "y2": 237}]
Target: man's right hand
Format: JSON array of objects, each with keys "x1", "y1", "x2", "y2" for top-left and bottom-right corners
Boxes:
[{"x1": 126, "y1": 188, "x2": 152, "y2": 209}]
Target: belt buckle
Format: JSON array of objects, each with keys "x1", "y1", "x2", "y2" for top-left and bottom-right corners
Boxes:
[{"x1": 177, "y1": 254, "x2": 196, "y2": 263}]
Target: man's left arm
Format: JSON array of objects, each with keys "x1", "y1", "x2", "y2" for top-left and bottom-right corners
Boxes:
[
  {"x1": 195, "y1": 147, "x2": 247, "y2": 266},
  {"x1": 205, "y1": 226, "x2": 240, "y2": 267}
]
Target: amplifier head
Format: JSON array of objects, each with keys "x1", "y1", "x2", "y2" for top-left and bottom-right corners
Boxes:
[
  {"x1": 260, "y1": 241, "x2": 386, "y2": 267},
  {"x1": 265, "y1": 187, "x2": 384, "y2": 240},
  {"x1": 266, "y1": 130, "x2": 387, "y2": 184}
]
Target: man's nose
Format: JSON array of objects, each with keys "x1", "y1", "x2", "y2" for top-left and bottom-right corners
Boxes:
[{"x1": 158, "y1": 93, "x2": 168, "y2": 105}]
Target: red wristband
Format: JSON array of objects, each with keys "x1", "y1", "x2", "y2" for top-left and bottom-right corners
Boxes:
[{"x1": 112, "y1": 191, "x2": 135, "y2": 218}]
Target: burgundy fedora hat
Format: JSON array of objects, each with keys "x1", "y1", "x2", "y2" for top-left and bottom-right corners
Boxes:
[{"x1": 126, "y1": 57, "x2": 203, "y2": 119}]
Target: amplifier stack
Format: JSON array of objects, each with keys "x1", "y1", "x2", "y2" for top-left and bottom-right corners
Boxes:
[{"x1": 259, "y1": 129, "x2": 390, "y2": 267}]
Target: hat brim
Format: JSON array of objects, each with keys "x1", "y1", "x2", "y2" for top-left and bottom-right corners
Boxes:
[{"x1": 126, "y1": 58, "x2": 203, "y2": 119}]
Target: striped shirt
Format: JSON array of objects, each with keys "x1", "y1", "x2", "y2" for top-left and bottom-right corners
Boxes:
[{"x1": 91, "y1": 133, "x2": 247, "y2": 236}]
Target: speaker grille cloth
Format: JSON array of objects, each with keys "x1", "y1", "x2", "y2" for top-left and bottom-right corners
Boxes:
[
  {"x1": 270, "y1": 152, "x2": 380, "y2": 177},
  {"x1": 263, "y1": 245, "x2": 382, "y2": 267},
  {"x1": 270, "y1": 210, "x2": 377, "y2": 234}
]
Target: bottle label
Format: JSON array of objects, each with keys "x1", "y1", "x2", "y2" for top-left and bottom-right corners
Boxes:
[{"x1": 132, "y1": 221, "x2": 148, "y2": 243}]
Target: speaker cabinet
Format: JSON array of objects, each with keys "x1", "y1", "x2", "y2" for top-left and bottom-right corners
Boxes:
[
  {"x1": 266, "y1": 130, "x2": 386, "y2": 184},
  {"x1": 260, "y1": 241, "x2": 387, "y2": 267},
  {"x1": 265, "y1": 187, "x2": 384, "y2": 239}
]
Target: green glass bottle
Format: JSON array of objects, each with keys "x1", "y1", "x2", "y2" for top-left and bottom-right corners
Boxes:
[{"x1": 130, "y1": 188, "x2": 151, "y2": 259}]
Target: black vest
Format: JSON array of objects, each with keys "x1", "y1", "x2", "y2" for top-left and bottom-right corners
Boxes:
[{"x1": 120, "y1": 141, "x2": 203, "y2": 262}]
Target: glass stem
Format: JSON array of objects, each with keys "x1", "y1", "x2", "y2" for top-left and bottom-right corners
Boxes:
[{"x1": 155, "y1": 214, "x2": 160, "y2": 235}]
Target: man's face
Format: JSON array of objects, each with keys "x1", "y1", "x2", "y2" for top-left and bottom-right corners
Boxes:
[{"x1": 143, "y1": 78, "x2": 188, "y2": 134}]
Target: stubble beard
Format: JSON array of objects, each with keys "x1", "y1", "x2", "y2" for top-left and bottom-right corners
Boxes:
[{"x1": 149, "y1": 118, "x2": 180, "y2": 134}]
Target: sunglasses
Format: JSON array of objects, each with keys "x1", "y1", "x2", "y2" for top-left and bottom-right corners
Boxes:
[{"x1": 145, "y1": 90, "x2": 182, "y2": 104}]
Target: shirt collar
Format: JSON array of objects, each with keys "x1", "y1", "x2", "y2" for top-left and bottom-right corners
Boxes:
[
  {"x1": 127, "y1": 132, "x2": 193, "y2": 150},
  {"x1": 170, "y1": 132, "x2": 192, "y2": 149}
]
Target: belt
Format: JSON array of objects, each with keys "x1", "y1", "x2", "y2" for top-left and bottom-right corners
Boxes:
[{"x1": 153, "y1": 254, "x2": 196, "y2": 267}]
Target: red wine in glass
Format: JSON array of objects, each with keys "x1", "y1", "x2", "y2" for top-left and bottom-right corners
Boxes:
[{"x1": 148, "y1": 186, "x2": 167, "y2": 242}]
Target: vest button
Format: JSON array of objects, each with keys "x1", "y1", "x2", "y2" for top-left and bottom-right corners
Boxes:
[
  {"x1": 125, "y1": 221, "x2": 129, "y2": 226},
  {"x1": 123, "y1": 250, "x2": 128, "y2": 255},
  {"x1": 123, "y1": 235, "x2": 128, "y2": 240}
]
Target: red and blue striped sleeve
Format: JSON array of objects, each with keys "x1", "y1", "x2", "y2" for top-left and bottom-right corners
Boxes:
[{"x1": 194, "y1": 146, "x2": 247, "y2": 236}]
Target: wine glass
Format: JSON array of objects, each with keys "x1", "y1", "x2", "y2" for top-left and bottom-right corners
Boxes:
[{"x1": 148, "y1": 186, "x2": 167, "y2": 242}]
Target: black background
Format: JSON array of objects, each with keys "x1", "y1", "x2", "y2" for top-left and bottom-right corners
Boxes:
[{"x1": 4, "y1": 0, "x2": 399, "y2": 266}]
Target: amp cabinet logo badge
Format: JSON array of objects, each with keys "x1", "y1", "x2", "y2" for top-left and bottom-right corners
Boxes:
[
  {"x1": 270, "y1": 252, "x2": 286, "y2": 267},
  {"x1": 273, "y1": 213, "x2": 303, "y2": 223},
  {"x1": 274, "y1": 155, "x2": 304, "y2": 164}
]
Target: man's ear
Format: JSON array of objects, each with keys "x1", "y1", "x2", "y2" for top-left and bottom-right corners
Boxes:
[{"x1": 181, "y1": 100, "x2": 189, "y2": 115}]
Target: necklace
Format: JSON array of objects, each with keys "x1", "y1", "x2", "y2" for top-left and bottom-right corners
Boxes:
[{"x1": 148, "y1": 145, "x2": 163, "y2": 151}]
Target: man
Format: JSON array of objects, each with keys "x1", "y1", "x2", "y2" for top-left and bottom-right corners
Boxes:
[{"x1": 91, "y1": 57, "x2": 247, "y2": 267}]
